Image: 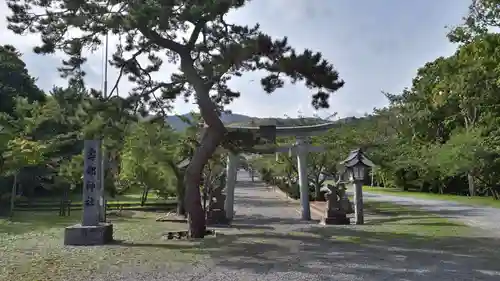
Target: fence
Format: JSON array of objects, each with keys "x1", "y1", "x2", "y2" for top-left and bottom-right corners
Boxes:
[{"x1": 14, "y1": 201, "x2": 177, "y2": 212}]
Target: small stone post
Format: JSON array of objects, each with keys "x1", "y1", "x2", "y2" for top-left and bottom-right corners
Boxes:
[{"x1": 353, "y1": 180, "x2": 364, "y2": 225}]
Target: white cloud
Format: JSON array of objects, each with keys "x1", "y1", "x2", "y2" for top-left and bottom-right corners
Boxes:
[{"x1": 0, "y1": 0, "x2": 469, "y2": 118}]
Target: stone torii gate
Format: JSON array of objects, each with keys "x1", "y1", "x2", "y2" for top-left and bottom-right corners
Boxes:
[{"x1": 223, "y1": 122, "x2": 337, "y2": 221}]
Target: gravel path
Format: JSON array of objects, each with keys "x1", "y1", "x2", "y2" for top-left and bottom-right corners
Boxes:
[
  {"x1": 355, "y1": 189, "x2": 500, "y2": 234},
  {"x1": 177, "y1": 171, "x2": 498, "y2": 281},
  {"x1": 94, "y1": 171, "x2": 500, "y2": 280}
]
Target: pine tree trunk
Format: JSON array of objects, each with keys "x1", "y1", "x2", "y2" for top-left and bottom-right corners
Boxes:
[
  {"x1": 180, "y1": 58, "x2": 226, "y2": 238},
  {"x1": 183, "y1": 128, "x2": 223, "y2": 238},
  {"x1": 9, "y1": 172, "x2": 17, "y2": 218}
]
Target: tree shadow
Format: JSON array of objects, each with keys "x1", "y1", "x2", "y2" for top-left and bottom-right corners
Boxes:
[
  {"x1": 363, "y1": 201, "x2": 429, "y2": 216},
  {"x1": 235, "y1": 196, "x2": 296, "y2": 208},
  {"x1": 361, "y1": 200, "x2": 494, "y2": 229},
  {"x1": 234, "y1": 214, "x2": 320, "y2": 226},
  {"x1": 236, "y1": 180, "x2": 267, "y2": 187},
  {"x1": 407, "y1": 221, "x2": 465, "y2": 227},
  {"x1": 177, "y1": 224, "x2": 500, "y2": 280},
  {"x1": 110, "y1": 239, "x2": 197, "y2": 250},
  {"x1": 359, "y1": 192, "x2": 497, "y2": 219},
  {"x1": 365, "y1": 216, "x2": 464, "y2": 227},
  {"x1": 215, "y1": 223, "x2": 275, "y2": 230}
]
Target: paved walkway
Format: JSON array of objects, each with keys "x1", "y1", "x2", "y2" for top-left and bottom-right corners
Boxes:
[
  {"x1": 354, "y1": 189, "x2": 500, "y2": 234},
  {"x1": 181, "y1": 171, "x2": 499, "y2": 281}
]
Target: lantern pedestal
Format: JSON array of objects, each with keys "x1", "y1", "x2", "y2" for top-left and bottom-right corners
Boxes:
[
  {"x1": 321, "y1": 211, "x2": 350, "y2": 225},
  {"x1": 319, "y1": 184, "x2": 351, "y2": 225},
  {"x1": 353, "y1": 180, "x2": 364, "y2": 225},
  {"x1": 207, "y1": 188, "x2": 230, "y2": 225}
]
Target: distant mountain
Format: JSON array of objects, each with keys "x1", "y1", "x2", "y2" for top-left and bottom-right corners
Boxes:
[
  {"x1": 165, "y1": 112, "x2": 358, "y2": 131},
  {"x1": 165, "y1": 112, "x2": 253, "y2": 131}
]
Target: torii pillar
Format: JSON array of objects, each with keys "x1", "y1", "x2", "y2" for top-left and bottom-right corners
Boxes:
[
  {"x1": 296, "y1": 137, "x2": 310, "y2": 220},
  {"x1": 278, "y1": 137, "x2": 324, "y2": 221},
  {"x1": 224, "y1": 152, "x2": 238, "y2": 221}
]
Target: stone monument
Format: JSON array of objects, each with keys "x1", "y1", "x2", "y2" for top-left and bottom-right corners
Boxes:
[
  {"x1": 338, "y1": 182, "x2": 354, "y2": 214},
  {"x1": 320, "y1": 184, "x2": 351, "y2": 225},
  {"x1": 64, "y1": 140, "x2": 114, "y2": 246}
]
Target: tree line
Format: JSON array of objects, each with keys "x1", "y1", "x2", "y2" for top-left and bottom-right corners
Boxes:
[
  {"x1": 0, "y1": 45, "x2": 207, "y2": 216},
  {"x1": 251, "y1": 1, "x2": 500, "y2": 201}
]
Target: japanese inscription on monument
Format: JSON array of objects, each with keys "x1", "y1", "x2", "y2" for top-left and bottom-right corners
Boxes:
[{"x1": 82, "y1": 140, "x2": 101, "y2": 226}]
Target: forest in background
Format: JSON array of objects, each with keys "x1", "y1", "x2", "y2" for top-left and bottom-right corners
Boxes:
[
  {"x1": 0, "y1": 44, "x2": 199, "y2": 215},
  {"x1": 251, "y1": 31, "x2": 500, "y2": 201},
  {"x1": 3, "y1": 3, "x2": 500, "y2": 217}
]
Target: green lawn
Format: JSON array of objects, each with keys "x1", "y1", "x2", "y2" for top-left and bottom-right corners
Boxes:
[
  {"x1": 360, "y1": 200, "x2": 473, "y2": 237},
  {"x1": 17, "y1": 192, "x2": 173, "y2": 205},
  {"x1": 0, "y1": 210, "x2": 202, "y2": 281},
  {"x1": 360, "y1": 186, "x2": 500, "y2": 208}
]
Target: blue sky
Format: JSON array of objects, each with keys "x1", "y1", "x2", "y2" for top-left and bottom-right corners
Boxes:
[{"x1": 0, "y1": 0, "x2": 471, "y2": 119}]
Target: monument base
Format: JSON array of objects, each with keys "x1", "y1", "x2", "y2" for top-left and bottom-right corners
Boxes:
[
  {"x1": 320, "y1": 215, "x2": 350, "y2": 225},
  {"x1": 64, "y1": 223, "x2": 114, "y2": 246},
  {"x1": 207, "y1": 209, "x2": 229, "y2": 225}
]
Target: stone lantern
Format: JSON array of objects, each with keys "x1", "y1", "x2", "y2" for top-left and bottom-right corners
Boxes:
[{"x1": 340, "y1": 149, "x2": 375, "y2": 225}]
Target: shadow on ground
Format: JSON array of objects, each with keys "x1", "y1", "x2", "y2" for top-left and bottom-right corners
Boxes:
[
  {"x1": 236, "y1": 180, "x2": 268, "y2": 187},
  {"x1": 358, "y1": 192, "x2": 495, "y2": 219},
  {"x1": 236, "y1": 196, "x2": 295, "y2": 208},
  {"x1": 232, "y1": 214, "x2": 320, "y2": 227},
  {"x1": 160, "y1": 188, "x2": 500, "y2": 280},
  {"x1": 181, "y1": 224, "x2": 500, "y2": 280},
  {"x1": 362, "y1": 201, "x2": 487, "y2": 225}
]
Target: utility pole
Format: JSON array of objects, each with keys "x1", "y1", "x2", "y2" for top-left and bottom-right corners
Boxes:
[{"x1": 99, "y1": 32, "x2": 109, "y2": 222}]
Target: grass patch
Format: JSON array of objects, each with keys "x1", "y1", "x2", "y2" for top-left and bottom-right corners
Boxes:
[
  {"x1": 17, "y1": 192, "x2": 173, "y2": 205},
  {"x1": 0, "y1": 210, "x2": 207, "y2": 281},
  {"x1": 317, "y1": 197, "x2": 477, "y2": 243},
  {"x1": 0, "y1": 212, "x2": 83, "y2": 235},
  {"x1": 361, "y1": 185, "x2": 500, "y2": 208},
  {"x1": 361, "y1": 200, "x2": 473, "y2": 239}
]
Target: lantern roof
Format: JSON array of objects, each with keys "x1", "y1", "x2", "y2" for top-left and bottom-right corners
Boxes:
[{"x1": 340, "y1": 148, "x2": 375, "y2": 168}]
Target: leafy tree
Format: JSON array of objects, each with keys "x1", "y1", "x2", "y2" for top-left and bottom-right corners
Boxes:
[
  {"x1": 2, "y1": 137, "x2": 47, "y2": 217},
  {"x1": 119, "y1": 119, "x2": 177, "y2": 205},
  {"x1": 0, "y1": 45, "x2": 45, "y2": 114},
  {"x1": 448, "y1": 0, "x2": 500, "y2": 43},
  {"x1": 56, "y1": 154, "x2": 84, "y2": 216},
  {"x1": 7, "y1": 0, "x2": 345, "y2": 237}
]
